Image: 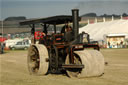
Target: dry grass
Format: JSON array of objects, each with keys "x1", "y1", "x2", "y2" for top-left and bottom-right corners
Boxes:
[{"x1": 0, "y1": 49, "x2": 128, "y2": 85}]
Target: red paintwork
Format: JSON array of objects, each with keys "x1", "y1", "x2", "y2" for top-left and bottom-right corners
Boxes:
[
  {"x1": 34, "y1": 31, "x2": 45, "y2": 40},
  {"x1": 0, "y1": 37, "x2": 7, "y2": 42}
]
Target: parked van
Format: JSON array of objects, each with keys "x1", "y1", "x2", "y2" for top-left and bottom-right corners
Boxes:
[
  {"x1": 9, "y1": 40, "x2": 30, "y2": 50},
  {"x1": 5, "y1": 39, "x2": 23, "y2": 48}
]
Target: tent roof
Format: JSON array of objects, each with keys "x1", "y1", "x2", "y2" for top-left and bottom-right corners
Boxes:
[{"x1": 79, "y1": 19, "x2": 128, "y2": 40}]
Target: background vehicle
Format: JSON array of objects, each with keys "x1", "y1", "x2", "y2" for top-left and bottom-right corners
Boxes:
[
  {"x1": 20, "y1": 9, "x2": 104, "y2": 78},
  {"x1": 9, "y1": 41, "x2": 30, "y2": 50},
  {"x1": 4, "y1": 39, "x2": 23, "y2": 49}
]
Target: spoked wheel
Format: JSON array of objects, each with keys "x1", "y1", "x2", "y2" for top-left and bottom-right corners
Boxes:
[
  {"x1": 65, "y1": 53, "x2": 82, "y2": 78},
  {"x1": 27, "y1": 44, "x2": 49, "y2": 75}
]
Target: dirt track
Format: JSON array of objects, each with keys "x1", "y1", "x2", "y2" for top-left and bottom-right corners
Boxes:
[{"x1": 0, "y1": 49, "x2": 128, "y2": 85}]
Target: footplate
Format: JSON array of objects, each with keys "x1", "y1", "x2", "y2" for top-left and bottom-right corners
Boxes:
[{"x1": 62, "y1": 64, "x2": 84, "y2": 69}]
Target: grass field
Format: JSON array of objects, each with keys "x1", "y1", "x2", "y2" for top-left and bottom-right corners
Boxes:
[{"x1": 0, "y1": 49, "x2": 128, "y2": 85}]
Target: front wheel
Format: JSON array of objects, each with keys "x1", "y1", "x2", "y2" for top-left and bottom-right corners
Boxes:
[{"x1": 65, "y1": 50, "x2": 104, "y2": 78}]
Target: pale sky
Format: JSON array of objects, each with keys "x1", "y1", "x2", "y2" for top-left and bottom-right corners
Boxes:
[
  {"x1": 1, "y1": 0, "x2": 128, "y2": 20},
  {"x1": 2, "y1": 0, "x2": 128, "y2": 1}
]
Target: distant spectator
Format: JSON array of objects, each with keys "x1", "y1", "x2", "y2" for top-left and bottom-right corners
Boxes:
[
  {"x1": 108, "y1": 41, "x2": 110, "y2": 48},
  {"x1": 0, "y1": 42, "x2": 5, "y2": 54},
  {"x1": 117, "y1": 43, "x2": 119, "y2": 48},
  {"x1": 120, "y1": 41, "x2": 123, "y2": 48}
]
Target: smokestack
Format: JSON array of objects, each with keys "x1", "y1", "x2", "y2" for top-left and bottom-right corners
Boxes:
[{"x1": 72, "y1": 9, "x2": 79, "y2": 39}]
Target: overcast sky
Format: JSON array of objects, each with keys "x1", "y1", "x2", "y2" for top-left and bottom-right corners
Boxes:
[
  {"x1": 2, "y1": 0, "x2": 128, "y2": 1},
  {"x1": 1, "y1": 0, "x2": 128, "y2": 20}
]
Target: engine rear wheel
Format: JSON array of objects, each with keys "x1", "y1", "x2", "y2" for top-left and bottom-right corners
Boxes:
[
  {"x1": 49, "y1": 46, "x2": 58, "y2": 73},
  {"x1": 27, "y1": 44, "x2": 49, "y2": 75}
]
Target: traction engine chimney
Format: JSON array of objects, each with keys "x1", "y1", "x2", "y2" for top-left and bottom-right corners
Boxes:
[{"x1": 72, "y1": 9, "x2": 79, "y2": 39}]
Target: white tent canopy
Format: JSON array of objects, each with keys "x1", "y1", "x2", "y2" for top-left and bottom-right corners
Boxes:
[{"x1": 79, "y1": 20, "x2": 128, "y2": 41}]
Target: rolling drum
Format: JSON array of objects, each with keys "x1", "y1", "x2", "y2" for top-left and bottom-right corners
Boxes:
[{"x1": 65, "y1": 50, "x2": 104, "y2": 78}]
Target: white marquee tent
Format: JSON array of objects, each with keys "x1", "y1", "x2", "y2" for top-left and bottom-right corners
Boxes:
[{"x1": 79, "y1": 19, "x2": 128, "y2": 41}]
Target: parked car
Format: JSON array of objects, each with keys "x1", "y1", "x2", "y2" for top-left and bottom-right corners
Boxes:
[{"x1": 9, "y1": 41, "x2": 30, "y2": 50}]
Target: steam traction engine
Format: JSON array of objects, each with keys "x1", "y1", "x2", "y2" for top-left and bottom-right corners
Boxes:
[{"x1": 20, "y1": 9, "x2": 104, "y2": 78}]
